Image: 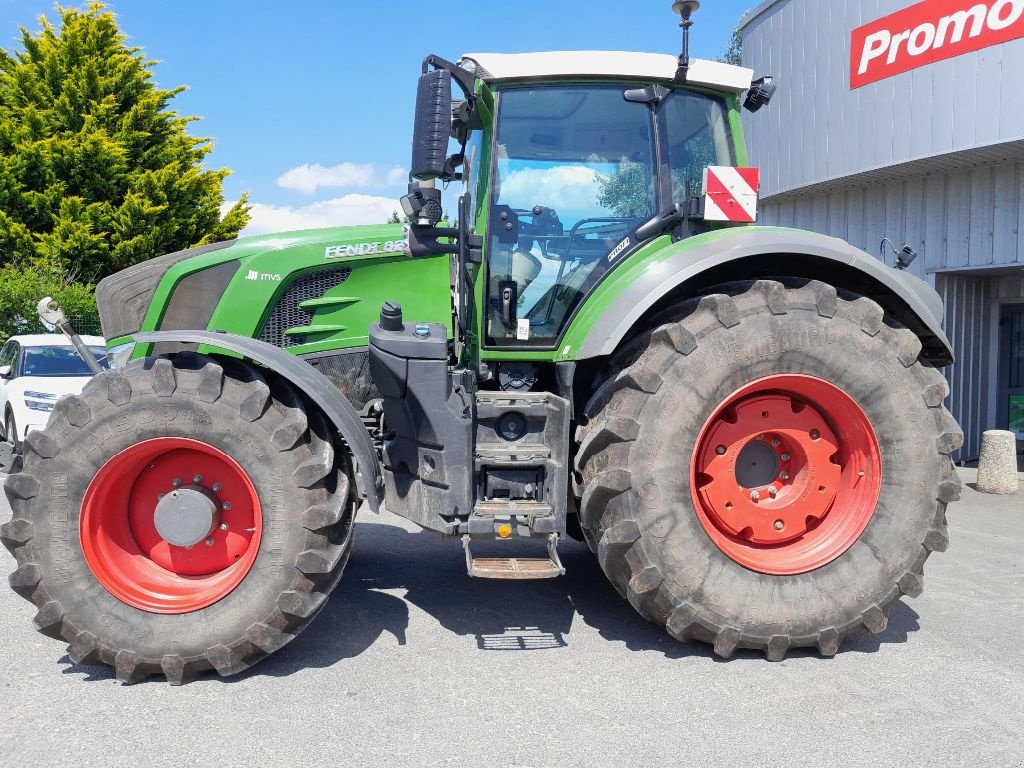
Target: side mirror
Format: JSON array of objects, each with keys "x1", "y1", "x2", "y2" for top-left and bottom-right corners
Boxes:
[
  {"x1": 743, "y1": 76, "x2": 777, "y2": 113},
  {"x1": 0, "y1": 365, "x2": 11, "y2": 379},
  {"x1": 410, "y1": 69, "x2": 452, "y2": 181},
  {"x1": 37, "y1": 296, "x2": 67, "y2": 332}
]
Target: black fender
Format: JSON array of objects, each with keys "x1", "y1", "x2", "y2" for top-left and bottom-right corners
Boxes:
[
  {"x1": 575, "y1": 228, "x2": 954, "y2": 364},
  {"x1": 134, "y1": 330, "x2": 383, "y2": 512}
]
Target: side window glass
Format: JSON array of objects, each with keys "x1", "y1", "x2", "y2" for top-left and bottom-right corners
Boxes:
[{"x1": 663, "y1": 91, "x2": 735, "y2": 201}]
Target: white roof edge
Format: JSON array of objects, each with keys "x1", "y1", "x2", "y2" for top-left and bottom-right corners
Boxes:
[
  {"x1": 738, "y1": 0, "x2": 785, "y2": 31},
  {"x1": 459, "y1": 51, "x2": 753, "y2": 93}
]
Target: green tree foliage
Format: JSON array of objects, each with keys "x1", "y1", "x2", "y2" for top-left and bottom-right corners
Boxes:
[
  {"x1": 0, "y1": 1, "x2": 250, "y2": 284},
  {"x1": 718, "y1": 24, "x2": 744, "y2": 66},
  {"x1": 597, "y1": 162, "x2": 652, "y2": 218},
  {"x1": 0, "y1": 261, "x2": 97, "y2": 338}
]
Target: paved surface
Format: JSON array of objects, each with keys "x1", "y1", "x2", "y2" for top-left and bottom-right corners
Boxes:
[{"x1": 0, "y1": 449, "x2": 1021, "y2": 767}]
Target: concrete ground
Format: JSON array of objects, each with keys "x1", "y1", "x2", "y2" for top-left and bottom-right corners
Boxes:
[{"x1": 0, "y1": 444, "x2": 1021, "y2": 767}]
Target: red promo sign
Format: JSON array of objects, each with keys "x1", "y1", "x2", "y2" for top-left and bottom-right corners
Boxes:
[{"x1": 851, "y1": 0, "x2": 1024, "y2": 89}]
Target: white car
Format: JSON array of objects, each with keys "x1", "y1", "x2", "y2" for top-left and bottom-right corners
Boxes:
[{"x1": 0, "y1": 334, "x2": 107, "y2": 451}]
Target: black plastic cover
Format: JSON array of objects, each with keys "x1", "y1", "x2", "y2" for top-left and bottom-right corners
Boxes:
[
  {"x1": 411, "y1": 69, "x2": 452, "y2": 181},
  {"x1": 96, "y1": 240, "x2": 235, "y2": 340}
]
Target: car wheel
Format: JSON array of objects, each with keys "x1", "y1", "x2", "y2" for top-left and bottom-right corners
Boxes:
[{"x1": 4, "y1": 410, "x2": 20, "y2": 454}]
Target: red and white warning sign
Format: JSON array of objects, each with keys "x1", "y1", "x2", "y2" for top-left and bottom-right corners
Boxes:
[{"x1": 702, "y1": 166, "x2": 760, "y2": 223}]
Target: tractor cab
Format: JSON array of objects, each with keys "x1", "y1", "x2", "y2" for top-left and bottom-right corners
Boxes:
[{"x1": 401, "y1": 48, "x2": 772, "y2": 355}]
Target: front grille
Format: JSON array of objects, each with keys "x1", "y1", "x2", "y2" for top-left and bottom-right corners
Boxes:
[{"x1": 258, "y1": 267, "x2": 352, "y2": 347}]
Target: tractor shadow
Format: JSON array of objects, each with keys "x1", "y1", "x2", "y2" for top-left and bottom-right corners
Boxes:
[
  {"x1": 241, "y1": 516, "x2": 922, "y2": 680},
  {"x1": 55, "y1": 514, "x2": 923, "y2": 684}
]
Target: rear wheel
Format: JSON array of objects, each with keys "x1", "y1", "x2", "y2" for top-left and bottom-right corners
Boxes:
[
  {"x1": 2, "y1": 354, "x2": 357, "y2": 683},
  {"x1": 576, "y1": 280, "x2": 962, "y2": 659}
]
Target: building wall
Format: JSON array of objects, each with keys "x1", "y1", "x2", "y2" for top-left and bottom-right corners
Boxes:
[
  {"x1": 742, "y1": 0, "x2": 1024, "y2": 196},
  {"x1": 762, "y1": 160, "x2": 1024, "y2": 277}
]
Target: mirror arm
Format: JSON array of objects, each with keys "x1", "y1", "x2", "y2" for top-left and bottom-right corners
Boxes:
[{"x1": 422, "y1": 54, "x2": 478, "y2": 98}]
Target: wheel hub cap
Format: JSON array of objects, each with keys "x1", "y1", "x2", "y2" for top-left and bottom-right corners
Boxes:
[{"x1": 153, "y1": 487, "x2": 220, "y2": 547}]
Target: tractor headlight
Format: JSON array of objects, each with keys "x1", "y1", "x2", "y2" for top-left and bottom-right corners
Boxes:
[{"x1": 24, "y1": 391, "x2": 58, "y2": 412}]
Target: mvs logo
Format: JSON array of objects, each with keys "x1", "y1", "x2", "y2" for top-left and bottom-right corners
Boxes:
[{"x1": 851, "y1": 0, "x2": 1024, "y2": 89}]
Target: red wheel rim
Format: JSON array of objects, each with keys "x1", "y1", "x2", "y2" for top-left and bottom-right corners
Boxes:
[
  {"x1": 690, "y1": 374, "x2": 881, "y2": 575},
  {"x1": 81, "y1": 438, "x2": 262, "y2": 613}
]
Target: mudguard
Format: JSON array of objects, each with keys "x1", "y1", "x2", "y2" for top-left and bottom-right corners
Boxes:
[
  {"x1": 574, "y1": 228, "x2": 954, "y2": 364},
  {"x1": 133, "y1": 330, "x2": 383, "y2": 511}
]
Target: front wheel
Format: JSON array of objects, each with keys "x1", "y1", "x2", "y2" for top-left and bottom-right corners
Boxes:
[
  {"x1": 2, "y1": 354, "x2": 356, "y2": 683},
  {"x1": 576, "y1": 280, "x2": 962, "y2": 660}
]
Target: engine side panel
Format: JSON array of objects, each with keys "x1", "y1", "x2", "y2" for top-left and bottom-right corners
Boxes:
[{"x1": 108, "y1": 225, "x2": 452, "y2": 359}]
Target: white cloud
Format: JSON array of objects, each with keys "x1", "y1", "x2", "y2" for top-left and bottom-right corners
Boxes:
[
  {"x1": 276, "y1": 162, "x2": 409, "y2": 194},
  {"x1": 386, "y1": 165, "x2": 408, "y2": 187},
  {"x1": 276, "y1": 162, "x2": 377, "y2": 194},
  {"x1": 232, "y1": 194, "x2": 401, "y2": 236},
  {"x1": 499, "y1": 165, "x2": 601, "y2": 212}
]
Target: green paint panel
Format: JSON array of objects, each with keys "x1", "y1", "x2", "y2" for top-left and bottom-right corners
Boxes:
[{"x1": 131, "y1": 224, "x2": 452, "y2": 359}]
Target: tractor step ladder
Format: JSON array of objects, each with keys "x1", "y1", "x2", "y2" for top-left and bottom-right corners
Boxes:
[{"x1": 462, "y1": 533, "x2": 565, "y2": 580}]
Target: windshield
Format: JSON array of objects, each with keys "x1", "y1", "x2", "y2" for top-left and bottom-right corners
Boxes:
[
  {"x1": 487, "y1": 85, "x2": 656, "y2": 346},
  {"x1": 486, "y1": 85, "x2": 735, "y2": 347},
  {"x1": 22, "y1": 346, "x2": 107, "y2": 377}
]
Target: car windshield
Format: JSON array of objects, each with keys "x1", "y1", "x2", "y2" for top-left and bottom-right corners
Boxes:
[{"x1": 22, "y1": 346, "x2": 107, "y2": 377}]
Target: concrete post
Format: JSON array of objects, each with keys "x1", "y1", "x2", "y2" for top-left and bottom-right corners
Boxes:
[{"x1": 976, "y1": 430, "x2": 1020, "y2": 495}]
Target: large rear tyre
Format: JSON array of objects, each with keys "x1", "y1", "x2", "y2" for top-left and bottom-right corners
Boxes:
[
  {"x1": 1, "y1": 354, "x2": 356, "y2": 683},
  {"x1": 576, "y1": 280, "x2": 963, "y2": 660}
]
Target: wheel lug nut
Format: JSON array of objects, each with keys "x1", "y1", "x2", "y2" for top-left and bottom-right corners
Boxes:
[
  {"x1": 780, "y1": 453, "x2": 790, "y2": 462},
  {"x1": 768, "y1": 485, "x2": 778, "y2": 497},
  {"x1": 193, "y1": 475, "x2": 202, "y2": 484},
  {"x1": 212, "y1": 483, "x2": 222, "y2": 492},
  {"x1": 810, "y1": 429, "x2": 820, "y2": 440},
  {"x1": 773, "y1": 520, "x2": 784, "y2": 531},
  {"x1": 204, "y1": 538, "x2": 214, "y2": 546},
  {"x1": 716, "y1": 445, "x2": 726, "y2": 455},
  {"x1": 750, "y1": 490, "x2": 760, "y2": 501},
  {"x1": 222, "y1": 501, "x2": 232, "y2": 510},
  {"x1": 755, "y1": 434, "x2": 764, "y2": 441},
  {"x1": 219, "y1": 522, "x2": 229, "y2": 531},
  {"x1": 771, "y1": 438, "x2": 781, "y2": 447},
  {"x1": 171, "y1": 479, "x2": 181, "y2": 488},
  {"x1": 780, "y1": 471, "x2": 790, "y2": 480}
]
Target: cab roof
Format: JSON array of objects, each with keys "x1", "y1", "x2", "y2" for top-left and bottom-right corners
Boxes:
[{"x1": 459, "y1": 51, "x2": 753, "y2": 93}]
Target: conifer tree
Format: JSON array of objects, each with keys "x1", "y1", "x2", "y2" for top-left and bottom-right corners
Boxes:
[{"x1": 0, "y1": 1, "x2": 249, "y2": 283}]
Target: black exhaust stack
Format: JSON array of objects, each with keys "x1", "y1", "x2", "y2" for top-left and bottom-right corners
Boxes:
[{"x1": 673, "y1": 1, "x2": 700, "y2": 83}]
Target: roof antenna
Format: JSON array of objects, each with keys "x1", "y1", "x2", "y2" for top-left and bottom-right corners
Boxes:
[{"x1": 673, "y1": 1, "x2": 700, "y2": 83}]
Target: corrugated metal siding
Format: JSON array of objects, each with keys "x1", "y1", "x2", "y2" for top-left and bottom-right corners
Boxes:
[
  {"x1": 935, "y1": 275, "x2": 991, "y2": 461},
  {"x1": 762, "y1": 161, "x2": 1024, "y2": 274},
  {"x1": 742, "y1": 0, "x2": 1024, "y2": 195}
]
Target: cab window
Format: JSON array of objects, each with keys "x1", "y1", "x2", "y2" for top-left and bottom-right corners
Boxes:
[{"x1": 487, "y1": 86, "x2": 656, "y2": 347}]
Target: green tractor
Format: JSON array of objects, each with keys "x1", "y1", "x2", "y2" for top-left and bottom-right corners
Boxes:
[{"x1": 3, "y1": 4, "x2": 962, "y2": 683}]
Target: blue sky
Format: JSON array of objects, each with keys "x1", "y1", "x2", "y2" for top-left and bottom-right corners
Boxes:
[{"x1": 0, "y1": 0, "x2": 751, "y2": 234}]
